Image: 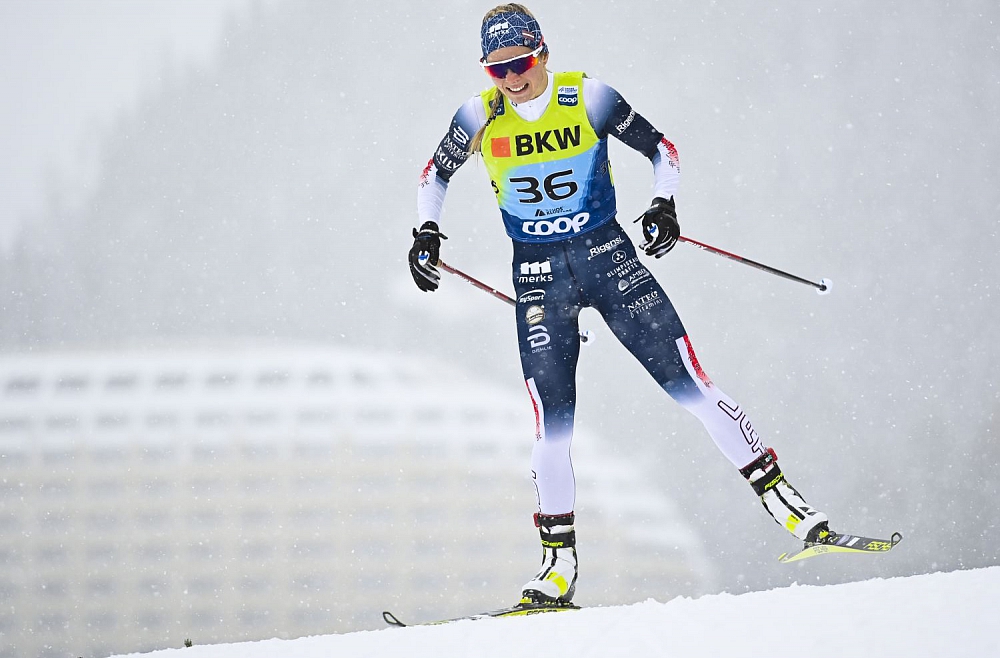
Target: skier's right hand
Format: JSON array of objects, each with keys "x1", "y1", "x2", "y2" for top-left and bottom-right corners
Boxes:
[{"x1": 408, "y1": 221, "x2": 448, "y2": 292}]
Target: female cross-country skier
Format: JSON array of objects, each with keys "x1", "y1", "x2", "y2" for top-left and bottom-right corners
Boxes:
[{"x1": 410, "y1": 4, "x2": 833, "y2": 606}]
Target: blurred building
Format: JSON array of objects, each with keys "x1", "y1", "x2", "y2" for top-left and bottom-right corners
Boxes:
[{"x1": 0, "y1": 345, "x2": 714, "y2": 657}]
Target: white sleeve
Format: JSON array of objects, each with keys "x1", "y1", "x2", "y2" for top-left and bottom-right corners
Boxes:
[
  {"x1": 417, "y1": 160, "x2": 449, "y2": 224},
  {"x1": 650, "y1": 137, "x2": 681, "y2": 201},
  {"x1": 416, "y1": 96, "x2": 487, "y2": 225}
]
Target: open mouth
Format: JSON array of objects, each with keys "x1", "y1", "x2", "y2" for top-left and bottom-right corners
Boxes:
[{"x1": 507, "y1": 82, "x2": 529, "y2": 94}]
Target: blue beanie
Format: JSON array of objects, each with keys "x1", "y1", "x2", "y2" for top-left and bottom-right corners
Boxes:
[{"x1": 481, "y1": 10, "x2": 545, "y2": 58}]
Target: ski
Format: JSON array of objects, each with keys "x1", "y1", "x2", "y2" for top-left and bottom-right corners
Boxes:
[
  {"x1": 778, "y1": 531, "x2": 903, "y2": 563},
  {"x1": 382, "y1": 601, "x2": 580, "y2": 627}
]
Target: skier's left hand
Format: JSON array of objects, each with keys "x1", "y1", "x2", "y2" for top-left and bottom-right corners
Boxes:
[{"x1": 634, "y1": 196, "x2": 680, "y2": 258}]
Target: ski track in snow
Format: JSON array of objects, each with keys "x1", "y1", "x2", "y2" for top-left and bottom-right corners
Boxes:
[{"x1": 113, "y1": 566, "x2": 999, "y2": 657}]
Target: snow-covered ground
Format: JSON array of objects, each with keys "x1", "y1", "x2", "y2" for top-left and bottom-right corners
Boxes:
[{"x1": 115, "y1": 566, "x2": 998, "y2": 657}]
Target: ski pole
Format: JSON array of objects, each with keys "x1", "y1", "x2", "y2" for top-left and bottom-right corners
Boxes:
[
  {"x1": 678, "y1": 236, "x2": 832, "y2": 295},
  {"x1": 437, "y1": 260, "x2": 516, "y2": 306},
  {"x1": 437, "y1": 260, "x2": 594, "y2": 344}
]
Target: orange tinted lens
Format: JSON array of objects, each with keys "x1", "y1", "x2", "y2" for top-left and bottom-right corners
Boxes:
[{"x1": 484, "y1": 52, "x2": 539, "y2": 78}]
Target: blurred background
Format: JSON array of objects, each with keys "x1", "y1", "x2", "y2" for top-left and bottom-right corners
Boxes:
[{"x1": 1, "y1": 0, "x2": 998, "y2": 656}]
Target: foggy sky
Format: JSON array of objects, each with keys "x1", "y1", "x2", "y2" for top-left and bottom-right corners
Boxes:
[
  {"x1": 0, "y1": 0, "x2": 260, "y2": 248},
  {"x1": 2, "y1": 0, "x2": 998, "y2": 630}
]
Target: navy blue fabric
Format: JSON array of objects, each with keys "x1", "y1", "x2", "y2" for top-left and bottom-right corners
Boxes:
[
  {"x1": 512, "y1": 220, "x2": 702, "y2": 439},
  {"x1": 481, "y1": 11, "x2": 544, "y2": 58}
]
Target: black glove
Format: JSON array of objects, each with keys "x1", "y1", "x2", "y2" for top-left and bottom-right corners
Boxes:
[
  {"x1": 634, "y1": 196, "x2": 680, "y2": 258},
  {"x1": 408, "y1": 220, "x2": 448, "y2": 292}
]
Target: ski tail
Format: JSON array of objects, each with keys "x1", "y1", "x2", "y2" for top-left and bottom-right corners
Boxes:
[{"x1": 382, "y1": 611, "x2": 407, "y2": 627}]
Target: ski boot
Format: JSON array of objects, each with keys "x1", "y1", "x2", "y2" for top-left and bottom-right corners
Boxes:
[
  {"x1": 741, "y1": 448, "x2": 832, "y2": 544},
  {"x1": 520, "y1": 512, "x2": 578, "y2": 605}
]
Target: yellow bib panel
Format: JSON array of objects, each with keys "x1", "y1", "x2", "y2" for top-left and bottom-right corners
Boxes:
[{"x1": 480, "y1": 72, "x2": 616, "y2": 243}]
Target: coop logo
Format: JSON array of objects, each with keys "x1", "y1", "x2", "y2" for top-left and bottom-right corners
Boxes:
[
  {"x1": 557, "y1": 85, "x2": 579, "y2": 106},
  {"x1": 527, "y1": 324, "x2": 551, "y2": 352},
  {"x1": 522, "y1": 212, "x2": 589, "y2": 237},
  {"x1": 518, "y1": 260, "x2": 554, "y2": 283},
  {"x1": 588, "y1": 236, "x2": 624, "y2": 260}
]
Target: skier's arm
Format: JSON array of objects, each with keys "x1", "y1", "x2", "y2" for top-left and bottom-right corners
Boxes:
[
  {"x1": 417, "y1": 97, "x2": 486, "y2": 225},
  {"x1": 412, "y1": 98, "x2": 485, "y2": 292},
  {"x1": 583, "y1": 77, "x2": 680, "y2": 201}
]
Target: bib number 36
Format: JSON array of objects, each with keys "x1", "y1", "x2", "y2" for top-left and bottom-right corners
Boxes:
[
  {"x1": 509, "y1": 169, "x2": 588, "y2": 236},
  {"x1": 510, "y1": 170, "x2": 578, "y2": 203}
]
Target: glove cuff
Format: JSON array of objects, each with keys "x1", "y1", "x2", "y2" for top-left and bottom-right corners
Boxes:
[
  {"x1": 414, "y1": 220, "x2": 447, "y2": 240},
  {"x1": 651, "y1": 196, "x2": 675, "y2": 211}
]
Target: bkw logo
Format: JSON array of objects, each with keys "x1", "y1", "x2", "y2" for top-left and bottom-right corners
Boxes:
[{"x1": 493, "y1": 125, "x2": 582, "y2": 158}]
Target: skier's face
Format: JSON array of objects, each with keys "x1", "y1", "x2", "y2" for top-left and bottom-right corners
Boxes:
[{"x1": 482, "y1": 45, "x2": 549, "y2": 104}]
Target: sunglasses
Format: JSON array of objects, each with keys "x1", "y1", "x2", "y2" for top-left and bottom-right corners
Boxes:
[{"x1": 480, "y1": 43, "x2": 545, "y2": 79}]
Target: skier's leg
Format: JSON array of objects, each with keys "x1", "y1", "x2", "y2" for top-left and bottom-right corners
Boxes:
[
  {"x1": 580, "y1": 222, "x2": 829, "y2": 541},
  {"x1": 514, "y1": 286, "x2": 582, "y2": 515},
  {"x1": 512, "y1": 248, "x2": 582, "y2": 602},
  {"x1": 582, "y1": 226, "x2": 764, "y2": 466}
]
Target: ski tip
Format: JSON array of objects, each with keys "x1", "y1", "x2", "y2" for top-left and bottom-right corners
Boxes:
[{"x1": 382, "y1": 611, "x2": 406, "y2": 627}]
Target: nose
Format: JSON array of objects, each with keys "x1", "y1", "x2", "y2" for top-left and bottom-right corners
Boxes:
[{"x1": 504, "y1": 68, "x2": 522, "y2": 83}]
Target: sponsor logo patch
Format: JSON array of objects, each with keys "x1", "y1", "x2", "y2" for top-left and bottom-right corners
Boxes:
[
  {"x1": 535, "y1": 206, "x2": 569, "y2": 217},
  {"x1": 450, "y1": 123, "x2": 470, "y2": 146},
  {"x1": 509, "y1": 126, "x2": 581, "y2": 156},
  {"x1": 487, "y1": 20, "x2": 511, "y2": 36},
  {"x1": 627, "y1": 290, "x2": 663, "y2": 318},
  {"x1": 615, "y1": 109, "x2": 636, "y2": 135},
  {"x1": 518, "y1": 288, "x2": 546, "y2": 304},
  {"x1": 606, "y1": 256, "x2": 642, "y2": 279},
  {"x1": 525, "y1": 305, "x2": 545, "y2": 325},
  {"x1": 522, "y1": 212, "x2": 589, "y2": 237},
  {"x1": 588, "y1": 236, "x2": 625, "y2": 260},
  {"x1": 519, "y1": 261, "x2": 554, "y2": 283},
  {"x1": 434, "y1": 146, "x2": 462, "y2": 172},
  {"x1": 558, "y1": 85, "x2": 579, "y2": 106},
  {"x1": 527, "y1": 324, "x2": 551, "y2": 352},
  {"x1": 491, "y1": 136, "x2": 511, "y2": 158}
]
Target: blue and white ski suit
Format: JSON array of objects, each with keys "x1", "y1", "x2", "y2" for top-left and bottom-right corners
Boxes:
[{"x1": 418, "y1": 72, "x2": 768, "y2": 515}]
